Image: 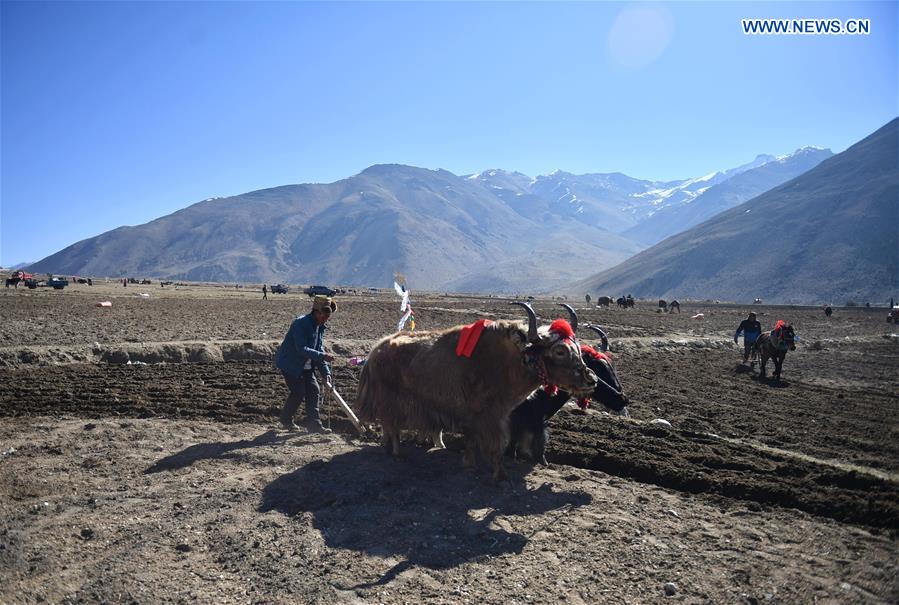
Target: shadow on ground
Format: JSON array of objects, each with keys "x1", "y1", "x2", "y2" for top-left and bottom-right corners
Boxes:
[
  {"x1": 259, "y1": 446, "x2": 592, "y2": 587},
  {"x1": 145, "y1": 429, "x2": 297, "y2": 473},
  {"x1": 757, "y1": 377, "x2": 792, "y2": 388}
]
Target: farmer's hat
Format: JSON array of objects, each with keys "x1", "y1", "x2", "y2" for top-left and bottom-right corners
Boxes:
[{"x1": 313, "y1": 295, "x2": 337, "y2": 313}]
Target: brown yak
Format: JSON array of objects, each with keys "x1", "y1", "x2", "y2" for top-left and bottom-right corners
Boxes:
[{"x1": 354, "y1": 302, "x2": 597, "y2": 481}]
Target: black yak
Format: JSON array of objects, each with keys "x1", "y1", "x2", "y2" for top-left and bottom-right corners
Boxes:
[{"x1": 508, "y1": 307, "x2": 630, "y2": 464}]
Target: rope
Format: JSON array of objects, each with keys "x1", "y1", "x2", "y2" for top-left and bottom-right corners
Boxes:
[
  {"x1": 526, "y1": 341, "x2": 591, "y2": 409},
  {"x1": 525, "y1": 349, "x2": 559, "y2": 396}
]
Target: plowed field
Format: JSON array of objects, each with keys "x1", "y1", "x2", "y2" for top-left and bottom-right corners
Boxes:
[{"x1": 1, "y1": 282, "x2": 897, "y2": 604}]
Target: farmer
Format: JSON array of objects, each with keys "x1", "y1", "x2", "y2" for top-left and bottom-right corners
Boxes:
[
  {"x1": 734, "y1": 311, "x2": 762, "y2": 364},
  {"x1": 276, "y1": 295, "x2": 336, "y2": 433}
]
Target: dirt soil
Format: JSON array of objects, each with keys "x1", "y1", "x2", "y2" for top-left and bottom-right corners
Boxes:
[{"x1": 1, "y1": 282, "x2": 897, "y2": 604}]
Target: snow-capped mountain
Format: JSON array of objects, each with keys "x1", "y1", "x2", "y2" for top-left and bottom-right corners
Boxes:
[
  {"x1": 624, "y1": 147, "x2": 834, "y2": 245},
  {"x1": 466, "y1": 147, "x2": 832, "y2": 241},
  {"x1": 571, "y1": 121, "x2": 895, "y2": 304},
  {"x1": 631, "y1": 154, "x2": 776, "y2": 214}
]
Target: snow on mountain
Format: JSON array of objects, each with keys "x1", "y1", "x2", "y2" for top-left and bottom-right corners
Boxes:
[
  {"x1": 624, "y1": 149, "x2": 825, "y2": 218},
  {"x1": 623, "y1": 146, "x2": 834, "y2": 245},
  {"x1": 466, "y1": 148, "x2": 831, "y2": 238}
]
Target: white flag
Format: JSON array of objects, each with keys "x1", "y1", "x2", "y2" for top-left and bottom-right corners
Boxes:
[{"x1": 394, "y1": 281, "x2": 409, "y2": 312}]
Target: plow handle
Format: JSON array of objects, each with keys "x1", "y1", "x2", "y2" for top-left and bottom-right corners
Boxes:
[{"x1": 328, "y1": 384, "x2": 365, "y2": 435}]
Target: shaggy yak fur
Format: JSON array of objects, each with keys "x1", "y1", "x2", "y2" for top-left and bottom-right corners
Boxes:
[
  {"x1": 354, "y1": 317, "x2": 597, "y2": 481},
  {"x1": 508, "y1": 345, "x2": 629, "y2": 464},
  {"x1": 753, "y1": 321, "x2": 796, "y2": 380}
]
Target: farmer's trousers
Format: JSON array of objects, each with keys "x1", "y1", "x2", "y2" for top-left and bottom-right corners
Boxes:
[
  {"x1": 743, "y1": 342, "x2": 758, "y2": 362},
  {"x1": 280, "y1": 370, "x2": 322, "y2": 425}
]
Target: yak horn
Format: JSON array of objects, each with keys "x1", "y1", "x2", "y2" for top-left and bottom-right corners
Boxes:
[
  {"x1": 585, "y1": 324, "x2": 609, "y2": 352},
  {"x1": 510, "y1": 301, "x2": 539, "y2": 343},
  {"x1": 559, "y1": 303, "x2": 578, "y2": 334}
]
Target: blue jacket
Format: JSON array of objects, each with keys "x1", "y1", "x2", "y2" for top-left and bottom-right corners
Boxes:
[
  {"x1": 276, "y1": 313, "x2": 331, "y2": 378},
  {"x1": 735, "y1": 319, "x2": 762, "y2": 344}
]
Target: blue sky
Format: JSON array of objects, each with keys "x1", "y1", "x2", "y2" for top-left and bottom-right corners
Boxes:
[{"x1": 2, "y1": 1, "x2": 896, "y2": 266}]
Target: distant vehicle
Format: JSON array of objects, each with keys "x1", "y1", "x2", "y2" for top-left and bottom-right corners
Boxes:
[
  {"x1": 4, "y1": 270, "x2": 34, "y2": 288},
  {"x1": 303, "y1": 285, "x2": 336, "y2": 297},
  {"x1": 888, "y1": 306, "x2": 899, "y2": 323},
  {"x1": 47, "y1": 278, "x2": 69, "y2": 290},
  {"x1": 271, "y1": 284, "x2": 290, "y2": 294}
]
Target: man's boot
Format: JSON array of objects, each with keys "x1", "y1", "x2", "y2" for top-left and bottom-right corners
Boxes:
[
  {"x1": 306, "y1": 419, "x2": 332, "y2": 434},
  {"x1": 280, "y1": 398, "x2": 301, "y2": 431},
  {"x1": 305, "y1": 401, "x2": 332, "y2": 434}
]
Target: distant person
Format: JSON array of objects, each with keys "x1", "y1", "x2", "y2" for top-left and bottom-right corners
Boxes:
[
  {"x1": 276, "y1": 295, "x2": 337, "y2": 433},
  {"x1": 734, "y1": 312, "x2": 762, "y2": 364},
  {"x1": 262, "y1": 284, "x2": 268, "y2": 300}
]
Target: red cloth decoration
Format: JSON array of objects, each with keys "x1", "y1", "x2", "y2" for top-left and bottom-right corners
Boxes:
[
  {"x1": 772, "y1": 320, "x2": 788, "y2": 339},
  {"x1": 455, "y1": 319, "x2": 495, "y2": 357},
  {"x1": 580, "y1": 344, "x2": 610, "y2": 361},
  {"x1": 549, "y1": 319, "x2": 574, "y2": 340}
]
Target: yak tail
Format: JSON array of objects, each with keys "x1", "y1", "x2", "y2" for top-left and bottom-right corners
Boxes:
[{"x1": 353, "y1": 361, "x2": 375, "y2": 422}]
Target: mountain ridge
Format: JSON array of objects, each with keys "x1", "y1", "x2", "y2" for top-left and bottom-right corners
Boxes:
[
  {"x1": 570, "y1": 119, "x2": 898, "y2": 304},
  {"x1": 26, "y1": 144, "x2": 844, "y2": 296}
]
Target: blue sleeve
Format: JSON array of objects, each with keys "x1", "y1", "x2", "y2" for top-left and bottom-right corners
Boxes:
[
  {"x1": 318, "y1": 359, "x2": 332, "y2": 378},
  {"x1": 301, "y1": 344, "x2": 325, "y2": 363},
  {"x1": 290, "y1": 319, "x2": 330, "y2": 376},
  {"x1": 289, "y1": 319, "x2": 323, "y2": 364}
]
